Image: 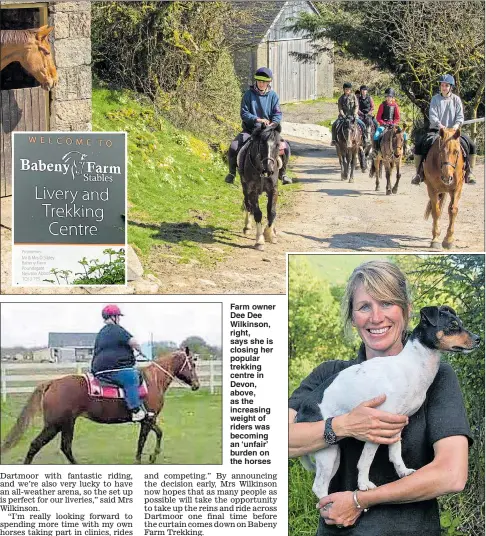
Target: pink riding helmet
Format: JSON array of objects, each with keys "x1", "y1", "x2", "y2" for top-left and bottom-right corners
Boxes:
[{"x1": 101, "y1": 304, "x2": 124, "y2": 319}]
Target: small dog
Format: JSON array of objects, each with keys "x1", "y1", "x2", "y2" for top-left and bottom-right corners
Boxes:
[{"x1": 301, "y1": 305, "x2": 480, "y2": 499}]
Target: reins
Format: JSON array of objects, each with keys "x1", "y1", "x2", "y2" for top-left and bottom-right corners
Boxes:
[
  {"x1": 149, "y1": 354, "x2": 193, "y2": 389},
  {"x1": 439, "y1": 136, "x2": 460, "y2": 171}
]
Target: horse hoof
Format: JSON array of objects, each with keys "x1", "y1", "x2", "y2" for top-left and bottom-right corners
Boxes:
[
  {"x1": 348, "y1": 178, "x2": 354, "y2": 183},
  {"x1": 149, "y1": 454, "x2": 157, "y2": 464},
  {"x1": 243, "y1": 228, "x2": 251, "y2": 236},
  {"x1": 430, "y1": 241, "x2": 442, "y2": 250},
  {"x1": 375, "y1": 186, "x2": 380, "y2": 191},
  {"x1": 442, "y1": 241, "x2": 454, "y2": 250},
  {"x1": 386, "y1": 189, "x2": 392, "y2": 196},
  {"x1": 255, "y1": 243, "x2": 264, "y2": 251},
  {"x1": 392, "y1": 187, "x2": 398, "y2": 194}
]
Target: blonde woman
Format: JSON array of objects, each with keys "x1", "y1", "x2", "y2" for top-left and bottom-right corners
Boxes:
[{"x1": 289, "y1": 261, "x2": 471, "y2": 535}]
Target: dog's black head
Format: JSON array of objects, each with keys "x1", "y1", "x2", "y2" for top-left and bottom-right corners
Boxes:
[{"x1": 415, "y1": 305, "x2": 481, "y2": 353}]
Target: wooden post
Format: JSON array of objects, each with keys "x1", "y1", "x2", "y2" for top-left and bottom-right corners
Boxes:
[
  {"x1": 1, "y1": 365, "x2": 7, "y2": 403},
  {"x1": 209, "y1": 360, "x2": 214, "y2": 395}
]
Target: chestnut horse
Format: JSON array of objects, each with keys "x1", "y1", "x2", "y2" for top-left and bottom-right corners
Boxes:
[
  {"x1": 370, "y1": 125, "x2": 405, "y2": 195},
  {"x1": 335, "y1": 116, "x2": 365, "y2": 183},
  {"x1": 0, "y1": 26, "x2": 58, "y2": 90},
  {"x1": 423, "y1": 128, "x2": 465, "y2": 249},
  {"x1": 1, "y1": 348, "x2": 200, "y2": 464}
]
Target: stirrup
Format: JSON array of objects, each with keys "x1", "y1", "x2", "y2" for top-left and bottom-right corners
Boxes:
[{"x1": 131, "y1": 408, "x2": 146, "y2": 422}]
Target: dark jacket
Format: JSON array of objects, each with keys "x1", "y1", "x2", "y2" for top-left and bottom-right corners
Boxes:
[
  {"x1": 91, "y1": 324, "x2": 135, "y2": 374},
  {"x1": 241, "y1": 85, "x2": 282, "y2": 132}
]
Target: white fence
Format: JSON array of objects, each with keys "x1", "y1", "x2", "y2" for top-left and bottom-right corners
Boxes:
[{"x1": 0, "y1": 360, "x2": 222, "y2": 402}]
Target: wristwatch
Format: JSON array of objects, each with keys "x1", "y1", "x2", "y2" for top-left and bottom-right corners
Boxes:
[{"x1": 324, "y1": 417, "x2": 338, "y2": 445}]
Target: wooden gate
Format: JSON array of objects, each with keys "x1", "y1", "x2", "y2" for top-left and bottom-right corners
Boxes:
[
  {"x1": 0, "y1": 87, "x2": 48, "y2": 197},
  {"x1": 268, "y1": 39, "x2": 317, "y2": 104}
]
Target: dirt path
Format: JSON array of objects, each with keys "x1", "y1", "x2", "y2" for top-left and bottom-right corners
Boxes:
[
  {"x1": 2, "y1": 135, "x2": 483, "y2": 295},
  {"x1": 146, "y1": 137, "x2": 484, "y2": 294}
]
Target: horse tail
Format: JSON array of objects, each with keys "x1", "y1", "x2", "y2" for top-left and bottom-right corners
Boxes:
[
  {"x1": 1, "y1": 381, "x2": 51, "y2": 453},
  {"x1": 424, "y1": 193, "x2": 445, "y2": 221}
]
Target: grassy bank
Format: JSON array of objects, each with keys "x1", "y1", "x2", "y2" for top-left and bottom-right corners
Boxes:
[{"x1": 92, "y1": 88, "x2": 298, "y2": 270}]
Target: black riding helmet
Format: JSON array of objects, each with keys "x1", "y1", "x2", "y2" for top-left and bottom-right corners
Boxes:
[
  {"x1": 343, "y1": 82, "x2": 352, "y2": 89},
  {"x1": 385, "y1": 88, "x2": 395, "y2": 97},
  {"x1": 360, "y1": 85, "x2": 369, "y2": 91}
]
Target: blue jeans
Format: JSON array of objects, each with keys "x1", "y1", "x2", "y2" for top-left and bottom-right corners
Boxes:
[{"x1": 96, "y1": 368, "x2": 141, "y2": 410}]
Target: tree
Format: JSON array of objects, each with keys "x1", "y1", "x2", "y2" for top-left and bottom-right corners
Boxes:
[{"x1": 289, "y1": 1, "x2": 484, "y2": 129}]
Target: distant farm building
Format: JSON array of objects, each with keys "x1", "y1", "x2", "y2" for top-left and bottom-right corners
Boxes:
[
  {"x1": 48, "y1": 332, "x2": 96, "y2": 362},
  {"x1": 232, "y1": 1, "x2": 333, "y2": 103}
]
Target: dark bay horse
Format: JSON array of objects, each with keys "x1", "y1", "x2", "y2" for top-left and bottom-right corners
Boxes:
[
  {"x1": 239, "y1": 123, "x2": 280, "y2": 250},
  {"x1": 370, "y1": 125, "x2": 405, "y2": 194},
  {"x1": 335, "y1": 116, "x2": 365, "y2": 183},
  {"x1": 1, "y1": 348, "x2": 200, "y2": 464},
  {"x1": 423, "y1": 128, "x2": 465, "y2": 249},
  {"x1": 0, "y1": 26, "x2": 58, "y2": 90}
]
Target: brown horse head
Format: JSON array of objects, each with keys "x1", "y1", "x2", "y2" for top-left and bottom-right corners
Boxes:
[
  {"x1": 156, "y1": 347, "x2": 200, "y2": 390},
  {"x1": 340, "y1": 117, "x2": 360, "y2": 149},
  {"x1": 438, "y1": 127, "x2": 462, "y2": 186},
  {"x1": 381, "y1": 125, "x2": 405, "y2": 160},
  {"x1": 0, "y1": 26, "x2": 58, "y2": 90}
]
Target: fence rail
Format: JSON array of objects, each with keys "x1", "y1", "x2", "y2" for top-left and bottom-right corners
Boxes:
[{"x1": 0, "y1": 360, "x2": 222, "y2": 402}]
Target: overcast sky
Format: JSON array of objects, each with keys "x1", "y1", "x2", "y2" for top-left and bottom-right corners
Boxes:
[{"x1": 1, "y1": 303, "x2": 221, "y2": 348}]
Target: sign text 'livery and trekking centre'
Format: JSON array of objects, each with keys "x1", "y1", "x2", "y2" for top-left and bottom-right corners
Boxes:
[{"x1": 12, "y1": 132, "x2": 127, "y2": 286}]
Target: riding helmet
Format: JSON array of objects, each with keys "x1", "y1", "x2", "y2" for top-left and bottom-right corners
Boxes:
[
  {"x1": 385, "y1": 88, "x2": 395, "y2": 97},
  {"x1": 360, "y1": 85, "x2": 368, "y2": 91},
  {"x1": 102, "y1": 304, "x2": 124, "y2": 319},
  {"x1": 439, "y1": 74, "x2": 455, "y2": 87},
  {"x1": 343, "y1": 82, "x2": 352, "y2": 89},
  {"x1": 254, "y1": 67, "x2": 273, "y2": 82}
]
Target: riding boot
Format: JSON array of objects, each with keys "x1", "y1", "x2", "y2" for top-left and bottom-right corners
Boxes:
[
  {"x1": 278, "y1": 155, "x2": 292, "y2": 184},
  {"x1": 411, "y1": 155, "x2": 424, "y2": 185},
  {"x1": 131, "y1": 407, "x2": 146, "y2": 422},
  {"x1": 225, "y1": 151, "x2": 237, "y2": 184},
  {"x1": 465, "y1": 154, "x2": 477, "y2": 185}
]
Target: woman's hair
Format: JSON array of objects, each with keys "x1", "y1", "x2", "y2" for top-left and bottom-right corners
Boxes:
[{"x1": 342, "y1": 260, "x2": 411, "y2": 335}]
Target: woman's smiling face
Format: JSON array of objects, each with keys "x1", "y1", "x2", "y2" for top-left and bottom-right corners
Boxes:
[{"x1": 352, "y1": 282, "x2": 406, "y2": 359}]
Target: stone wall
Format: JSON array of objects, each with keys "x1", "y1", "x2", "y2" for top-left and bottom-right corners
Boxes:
[{"x1": 49, "y1": 1, "x2": 92, "y2": 131}]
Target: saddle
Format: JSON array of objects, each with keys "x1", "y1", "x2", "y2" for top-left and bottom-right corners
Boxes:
[
  {"x1": 237, "y1": 139, "x2": 286, "y2": 174},
  {"x1": 84, "y1": 372, "x2": 148, "y2": 399}
]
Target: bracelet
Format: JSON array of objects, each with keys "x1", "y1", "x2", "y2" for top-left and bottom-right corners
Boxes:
[{"x1": 353, "y1": 490, "x2": 369, "y2": 513}]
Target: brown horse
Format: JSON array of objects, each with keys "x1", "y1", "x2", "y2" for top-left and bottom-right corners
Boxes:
[
  {"x1": 335, "y1": 116, "x2": 365, "y2": 183},
  {"x1": 0, "y1": 26, "x2": 58, "y2": 90},
  {"x1": 370, "y1": 125, "x2": 405, "y2": 195},
  {"x1": 1, "y1": 348, "x2": 200, "y2": 464},
  {"x1": 423, "y1": 128, "x2": 465, "y2": 250}
]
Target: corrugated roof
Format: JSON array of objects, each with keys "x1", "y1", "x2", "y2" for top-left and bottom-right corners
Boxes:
[{"x1": 48, "y1": 333, "x2": 97, "y2": 348}]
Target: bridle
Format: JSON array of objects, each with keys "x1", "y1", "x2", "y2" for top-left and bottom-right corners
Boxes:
[
  {"x1": 247, "y1": 129, "x2": 279, "y2": 186},
  {"x1": 381, "y1": 126, "x2": 403, "y2": 160},
  {"x1": 439, "y1": 136, "x2": 460, "y2": 172},
  {"x1": 150, "y1": 353, "x2": 195, "y2": 388}
]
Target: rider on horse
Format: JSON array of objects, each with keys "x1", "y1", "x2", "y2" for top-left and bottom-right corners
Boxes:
[
  {"x1": 91, "y1": 305, "x2": 154, "y2": 422},
  {"x1": 358, "y1": 85, "x2": 379, "y2": 136},
  {"x1": 225, "y1": 67, "x2": 291, "y2": 185},
  {"x1": 411, "y1": 74, "x2": 477, "y2": 185},
  {"x1": 372, "y1": 88, "x2": 403, "y2": 152},
  {"x1": 331, "y1": 82, "x2": 369, "y2": 146}
]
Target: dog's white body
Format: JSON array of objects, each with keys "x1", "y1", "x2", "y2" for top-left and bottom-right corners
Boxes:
[{"x1": 305, "y1": 338, "x2": 441, "y2": 499}]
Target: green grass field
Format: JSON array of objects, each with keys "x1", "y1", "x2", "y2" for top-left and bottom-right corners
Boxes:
[
  {"x1": 0, "y1": 389, "x2": 221, "y2": 465},
  {"x1": 92, "y1": 87, "x2": 298, "y2": 271}
]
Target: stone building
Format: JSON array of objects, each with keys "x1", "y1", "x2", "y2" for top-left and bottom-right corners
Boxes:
[{"x1": 231, "y1": 1, "x2": 333, "y2": 103}]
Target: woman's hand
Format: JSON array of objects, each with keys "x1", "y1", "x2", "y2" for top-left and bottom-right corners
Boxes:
[
  {"x1": 333, "y1": 394, "x2": 408, "y2": 444},
  {"x1": 317, "y1": 492, "x2": 362, "y2": 528},
  {"x1": 256, "y1": 118, "x2": 270, "y2": 126}
]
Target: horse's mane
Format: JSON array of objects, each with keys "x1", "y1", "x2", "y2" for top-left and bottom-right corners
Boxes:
[
  {"x1": 0, "y1": 29, "x2": 38, "y2": 45},
  {"x1": 259, "y1": 126, "x2": 280, "y2": 143}
]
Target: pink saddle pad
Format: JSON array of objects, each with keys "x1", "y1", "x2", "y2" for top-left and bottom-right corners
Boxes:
[{"x1": 84, "y1": 372, "x2": 148, "y2": 399}]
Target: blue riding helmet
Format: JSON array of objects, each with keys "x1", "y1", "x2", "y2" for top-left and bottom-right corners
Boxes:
[
  {"x1": 255, "y1": 67, "x2": 273, "y2": 82},
  {"x1": 439, "y1": 74, "x2": 455, "y2": 87}
]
